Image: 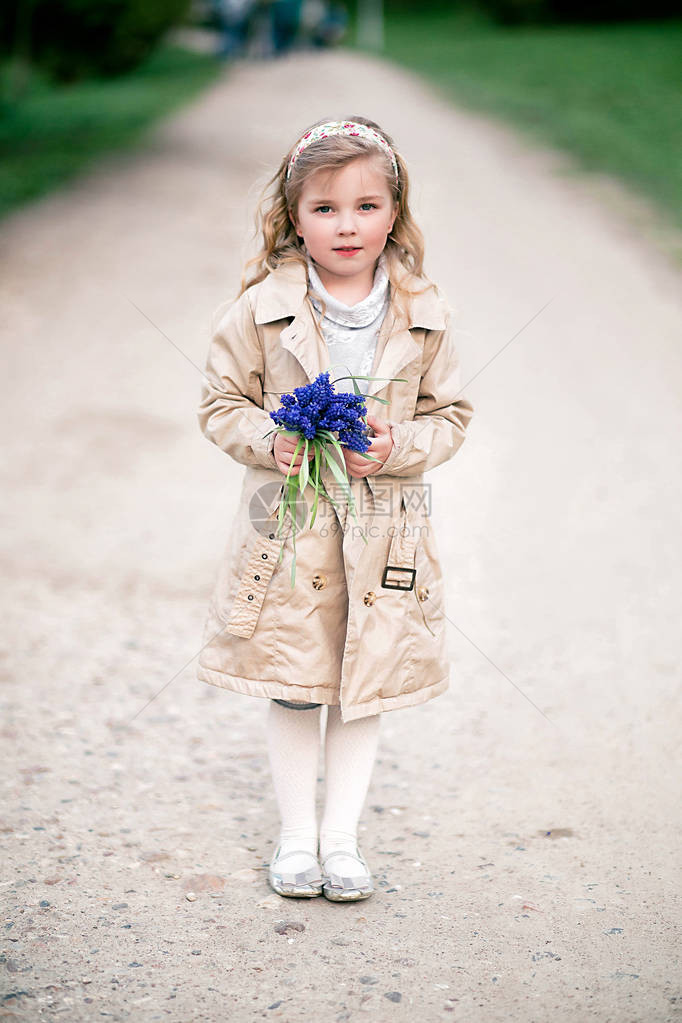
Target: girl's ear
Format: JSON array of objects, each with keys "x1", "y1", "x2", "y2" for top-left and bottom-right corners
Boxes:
[{"x1": 389, "y1": 202, "x2": 398, "y2": 233}]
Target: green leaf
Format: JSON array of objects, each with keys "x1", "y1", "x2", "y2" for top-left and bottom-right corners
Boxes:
[
  {"x1": 284, "y1": 434, "x2": 304, "y2": 482},
  {"x1": 323, "y1": 442, "x2": 351, "y2": 489},
  {"x1": 326, "y1": 433, "x2": 354, "y2": 473},
  {"x1": 309, "y1": 442, "x2": 322, "y2": 528},
  {"x1": 332, "y1": 374, "x2": 408, "y2": 383},
  {"x1": 323, "y1": 446, "x2": 352, "y2": 502},
  {"x1": 288, "y1": 477, "x2": 299, "y2": 529},
  {"x1": 318, "y1": 477, "x2": 343, "y2": 510},
  {"x1": 317, "y1": 431, "x2": 355, "y2": 475},
  {"x1": 288, "y1": 492, "x2": 298, "y2": 589},
  {"x1": 286, "y1": 477, "x2": 299, "y2": 589},
  {"x1": 298, "y1": 437, "x2": 310, "y2": 493}
]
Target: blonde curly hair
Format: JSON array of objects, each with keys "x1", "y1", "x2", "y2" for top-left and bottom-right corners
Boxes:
[{"x1": 237, "y1": 115, "x2": 435, "y2": 318}]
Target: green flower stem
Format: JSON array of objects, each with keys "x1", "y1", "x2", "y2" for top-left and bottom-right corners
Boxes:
[
  {"x1": 309, "y1": 441, "x2": 322, "y2": 528},
  {"x1": 287, "y1": 474, "x2": 298, "y2": 588}
]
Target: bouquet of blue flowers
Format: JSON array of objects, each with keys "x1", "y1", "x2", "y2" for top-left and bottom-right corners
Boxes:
[{"x1": 263, "y1": 370, "x2": 404, "y2": 587}]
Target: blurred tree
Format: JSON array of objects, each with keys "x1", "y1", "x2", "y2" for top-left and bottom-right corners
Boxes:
[
  {"x1": 475, "y1": 0, "x2": 680, "y2": 24},
  {"x1": 0, "y1": 0, "x2": 192, "y2": 83},
  {"x1": 356, "y1": 0, "x2": 383, "y2": 49}
]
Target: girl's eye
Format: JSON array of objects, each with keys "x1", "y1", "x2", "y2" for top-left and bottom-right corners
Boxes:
[
  {"x1": 315, "y1": 205, "x2": 332, "y2": 213},
  {"x1": 360, "y1": 203, "x2": 377, "y2": 211}
]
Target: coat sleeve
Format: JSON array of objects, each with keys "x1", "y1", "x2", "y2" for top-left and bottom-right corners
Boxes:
[
  {"x1": 375, "y1": 305, "x2": 474, "y2": 477},
  {"x1": 197, "y1": 290, "x2": 279, "y2": 471}
]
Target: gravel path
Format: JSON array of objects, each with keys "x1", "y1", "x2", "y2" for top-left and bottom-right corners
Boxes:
[{"x1": 1, "y1": 49, "x2": 681, "y2": 1022}]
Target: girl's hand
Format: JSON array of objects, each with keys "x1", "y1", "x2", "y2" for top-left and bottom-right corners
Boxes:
[
  {"x1": 274, "y1": 430, "x2": 314, "y2": 476},
  {"x1": 343, "y1": 415, "x2": 393, "y2": 478}
]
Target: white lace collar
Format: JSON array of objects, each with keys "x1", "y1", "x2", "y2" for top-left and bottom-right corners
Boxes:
[{"x1": 306, "y1": 251, "x2": 390, "y2": 328}]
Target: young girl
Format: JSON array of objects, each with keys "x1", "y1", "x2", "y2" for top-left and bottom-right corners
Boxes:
[{"x1": 196, "y1": 116, "x2": 474, "y2": 902}]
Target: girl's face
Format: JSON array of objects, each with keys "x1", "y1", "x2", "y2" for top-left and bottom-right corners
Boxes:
[{"x1": 290, "y1": 156, "x2": 398, "y2": 298}]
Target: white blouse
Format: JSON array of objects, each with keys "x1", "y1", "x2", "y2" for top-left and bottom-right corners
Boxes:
[{"x1": 306, "y1": 251, "x2": 390, "y2": 395}]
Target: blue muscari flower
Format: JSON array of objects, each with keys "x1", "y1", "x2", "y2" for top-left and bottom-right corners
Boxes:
[{"x1": 270, "y1": 372, "x2": 370, "y2": 451}]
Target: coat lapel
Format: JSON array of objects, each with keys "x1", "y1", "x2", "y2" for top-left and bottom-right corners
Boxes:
[
  {"x1": 278, "y1": 300, "x2": 332, "y2": 386},
  {"x1": 254, "y1": 260, "x2": 330, "y2": 386},
  {"x1": 363, "y1": 306, "x2": 420, "y2": 397},
  {"x1": 363, "y1": 270, "x2": 449, "y2": 396}
]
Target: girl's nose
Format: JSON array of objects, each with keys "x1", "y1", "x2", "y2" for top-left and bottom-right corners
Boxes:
[{"x1": 337, "y1": 210, "x2": 357, "y2": 234}]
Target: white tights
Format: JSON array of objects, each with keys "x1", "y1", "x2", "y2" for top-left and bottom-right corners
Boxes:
[{"x1": 265, "y1": 700, "x2": 381, "y2": 876}]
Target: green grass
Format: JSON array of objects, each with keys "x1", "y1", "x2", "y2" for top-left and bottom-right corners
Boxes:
[
  {"x1": 0, "y1": 43, "x2": 222, "y2": 218},
  {"x1": 359, "y1": 12, "x2": 682, "y2": 231}
]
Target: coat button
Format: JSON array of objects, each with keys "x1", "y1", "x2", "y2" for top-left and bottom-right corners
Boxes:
[
  {"x1": 363, "y1": 591, "x2": 376, "y2": 606},
  {"x1": 417, "y1": 586, "x2": 430, "y2": 602},
  {"x1": 312, "y1": 573, "x2": 327, "y2": 590},
  {"x1": 254, "y1": 574, "x2": 261, "y2": 582},
  {"x1": 247, "y1": 594, "x2": 254, "y2": 601},
  {"x1": 261, "y1": 553, "x2": 268, "y2": 560}
]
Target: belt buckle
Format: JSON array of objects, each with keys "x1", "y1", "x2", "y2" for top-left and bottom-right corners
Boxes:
[{"x1": 381, "y1": 565, "x2": 416, "y2": 591}]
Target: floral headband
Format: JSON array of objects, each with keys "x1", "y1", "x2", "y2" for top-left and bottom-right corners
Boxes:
[{"x1": 286, "y1": 121, "x2": 399, "y2": 182}]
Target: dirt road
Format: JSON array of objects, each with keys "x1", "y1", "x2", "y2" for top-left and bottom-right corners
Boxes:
[{"x1": 1, "y1": 49, "x2": 681, "y2": 1022}]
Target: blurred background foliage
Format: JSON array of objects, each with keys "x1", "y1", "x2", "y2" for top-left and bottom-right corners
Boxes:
[
  {"x1": 0, "y1": 0, "x2": 220, "y2": 216},
  {"x1": 0, "y1": 45, "x2": 221, "y2": 216},
  {"x1": 372, "y1": 7, "x2": 682, "y2": 231},
  {"x1": 0, "y1": 0, "x2": 192, "y2": 83},
  {"x1": 386, "y1": 0, "x2": 681, "y2": 21},
  {"x1": 0, "y1": 0, "x2": 680, "y2": 233}
]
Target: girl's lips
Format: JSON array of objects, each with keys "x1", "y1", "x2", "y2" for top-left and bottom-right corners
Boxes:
[{"x1": 334, "y1": 247, "x2": 361, "y2": 257}]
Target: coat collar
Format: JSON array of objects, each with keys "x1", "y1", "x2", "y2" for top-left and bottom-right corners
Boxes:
[
  {"x1": 252, "y1": 257, "x2": 447, "y2": 331},
  {"x1": 252, "y1": 258, "x2": 447, "y2": 398}
]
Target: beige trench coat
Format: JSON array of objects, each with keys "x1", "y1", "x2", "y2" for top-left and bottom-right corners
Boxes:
[{"x1": 196, "y1": 259, "x2": 474, "y2": 721}]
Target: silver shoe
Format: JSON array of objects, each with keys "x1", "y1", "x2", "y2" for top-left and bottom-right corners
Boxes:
[
  {"x1": 321, "y1": 848, "x2": 375, "y2": 902},
  {"x1": 268, "y1": 845, "x2": 325, "y2": 898}
]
